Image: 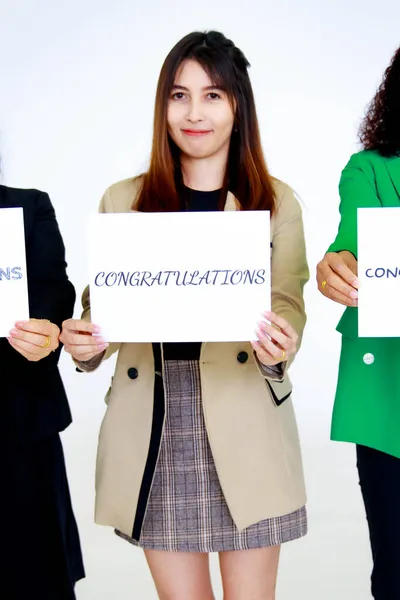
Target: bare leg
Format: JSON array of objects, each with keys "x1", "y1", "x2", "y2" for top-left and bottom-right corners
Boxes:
[
  {"x1": 144, "y1": 549, "x2": 215, "y2": 600},
  {"x1": 219, "y1": 546, "x2": 281, "y2": 600}
]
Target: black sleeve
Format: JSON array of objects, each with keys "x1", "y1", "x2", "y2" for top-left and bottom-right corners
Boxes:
[{"x1": 22, "y1": 191, "x2": 75, "y2": 368}]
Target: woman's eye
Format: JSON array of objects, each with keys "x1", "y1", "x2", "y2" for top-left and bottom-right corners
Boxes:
[
  {"x1": 207, "y1": 93, "x2": 220, "y2": 100},
  {"x1": 172, "y1": 92, "x2": 186, "y2": 100}
]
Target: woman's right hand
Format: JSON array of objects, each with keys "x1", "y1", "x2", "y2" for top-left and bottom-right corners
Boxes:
[
  {"x1": 60, "y1": 319, "x2": 109, "y2": 362},
  {"x1": 317, "y1": 250, "x2": 360, "y2": 307}
]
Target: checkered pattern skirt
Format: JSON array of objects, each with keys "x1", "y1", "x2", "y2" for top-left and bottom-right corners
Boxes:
[{"x1": 117, "y1": 359, "x2": 307, "y2": 552}]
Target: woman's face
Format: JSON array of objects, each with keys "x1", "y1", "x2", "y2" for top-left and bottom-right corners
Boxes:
[{"x1": 167, "y1": 59, "x2": 235, "y2": 160}]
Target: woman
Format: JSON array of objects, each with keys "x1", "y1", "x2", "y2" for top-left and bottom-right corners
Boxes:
[
  {"x1": 0, "y1": 184, "x2": 85, "y2": 599},
  {"x1": 61, "y1": 31, "x2": 308, "y2": 599},
  {"x1": 317, "y1": 46, "x2": 400, "y2": 600}
]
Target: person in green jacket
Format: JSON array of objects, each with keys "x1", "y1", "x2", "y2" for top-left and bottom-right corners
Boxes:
[{"x1": 317, "y1": 45, "x2": 400, "y2": 600}]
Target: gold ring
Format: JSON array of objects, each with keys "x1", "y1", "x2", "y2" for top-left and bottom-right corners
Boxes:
[
  {"x1": 279, "y1": 349, "x2": 286, "y2": 362},
  {"x1": 41, "y1": 335, "x2": 51, "y2": 349},
  {"x1": 321, "y1": 280, "x2": 327, "y2": 290}
]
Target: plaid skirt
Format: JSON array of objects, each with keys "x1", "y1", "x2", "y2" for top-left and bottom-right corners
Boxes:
[{"x1": 116, "y1": 360, "x2": 307, "y2": 552}]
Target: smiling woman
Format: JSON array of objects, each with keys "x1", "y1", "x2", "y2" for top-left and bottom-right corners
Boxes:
[
  {"x1": 135, "y1": 30, "x2": 276, "y2": 213},
  {"x1": 60, "y1": 30, "x2": 309, "y2": 600}
]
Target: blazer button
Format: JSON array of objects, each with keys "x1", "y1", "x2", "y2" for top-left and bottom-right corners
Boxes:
[
  {"x1": 363, "y1": 353, "x2": 374, "y2": 365},
  {"x1": 237, "y1": 351, "x2": 249, "y2": 364},
  {"x1": 127, "y1": 367, "x2": 139, "y2": 380}
]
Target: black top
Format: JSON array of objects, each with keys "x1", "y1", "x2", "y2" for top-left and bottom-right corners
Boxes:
[
  {"x1": 0, "y1": 185, "x2": 75, "y2": 443},
  {"x1": 162, "y1": 187, "x2": 221, "y2": 361}
]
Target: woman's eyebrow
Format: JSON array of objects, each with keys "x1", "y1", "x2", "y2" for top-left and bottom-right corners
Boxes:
[{"x1": 171, "y1": 84, "x2": 225, "y2": 92}]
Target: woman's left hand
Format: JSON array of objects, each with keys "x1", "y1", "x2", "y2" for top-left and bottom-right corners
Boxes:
[
  {"x1": 251, "y1": 311, "x2": 298, "y2": 367},
  {"x1": 7, "y1": 318, "x2": 60, "y2": 362}
]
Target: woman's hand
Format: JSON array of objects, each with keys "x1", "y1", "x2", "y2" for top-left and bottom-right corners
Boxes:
[
  {"x1": 317, "y1": 251, "x2": 359, "y2": 307},
  {"x1": 251, "y1": 311, "x2": 298, "y2": 367},
  {"x1": 8, "y1": 318, "x2": 60, "y2": 361},
  {"x1": 60, "y1": 319, "x2": 108, "y2": 362}
]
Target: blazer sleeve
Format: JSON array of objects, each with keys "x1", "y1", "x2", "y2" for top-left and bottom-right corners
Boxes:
[
  {"x1": 254, "y1": 184, "x2": 309, "y2": 381},
  {"x1": 16, "y1": 191, "x2": 75, "y2": 369},
  {"x1": 73, "y1": 186, "x2": 120, "y2": 373},
  {"x1": 327, "y1": 153, "x2": 381, "y2": 258}
]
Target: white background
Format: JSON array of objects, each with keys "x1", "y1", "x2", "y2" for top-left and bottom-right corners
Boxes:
[{"x1": 0, "y1": 1, "x2": 399, "y2": 598}]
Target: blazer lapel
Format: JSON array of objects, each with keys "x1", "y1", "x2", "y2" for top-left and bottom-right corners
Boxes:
[
  {"x1": 224, "y1": 191, "x2": 238, "y2": 211},
  {"x1": 386, "y1": 156, "x2": 400, "y2": 199}
]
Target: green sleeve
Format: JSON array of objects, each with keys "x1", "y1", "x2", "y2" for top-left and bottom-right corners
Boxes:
[{"x1": 327, "y1": 153, "x2": 381, "y2": 258}]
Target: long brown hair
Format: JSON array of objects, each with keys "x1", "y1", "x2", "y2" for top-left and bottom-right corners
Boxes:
[{"x1": 135, "y1": 31, "x2": 276, "y2": 214}]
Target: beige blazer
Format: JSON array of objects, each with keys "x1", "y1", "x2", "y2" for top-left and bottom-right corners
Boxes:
[{"x1": 76, "y1": 176, "x2": 309, "y2": 537}]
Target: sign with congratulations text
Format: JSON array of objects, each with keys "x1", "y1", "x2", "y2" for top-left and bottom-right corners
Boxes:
[
  {"x1": 358, "y1": 207, "x2": 400, "y2": 337},
  {"x1": 0, "y1": 207, "x2": 29, "y2": 337},
  {"x1": 88, "y1": 211, "x2": 271, "y2": 342}
]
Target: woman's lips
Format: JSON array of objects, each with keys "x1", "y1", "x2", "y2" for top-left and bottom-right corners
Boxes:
[{"x1": 181, "y1": 129, "x2": 212, "y2": 136}]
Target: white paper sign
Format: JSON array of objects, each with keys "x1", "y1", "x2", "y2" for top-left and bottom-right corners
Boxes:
[
  {"x1": 0, "y1": 207, "x2": 29, "y2": 337},
  {"x1": 358, "y1": 207, "x2": 400, "y2": 337},
  {"x1": 88, "y1": 211, "x2": 271, "y2": 342}
]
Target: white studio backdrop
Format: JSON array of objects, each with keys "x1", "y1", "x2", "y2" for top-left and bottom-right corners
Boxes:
[{"x1": 1, "y1": 1, "x2": 399, "y2": 598}]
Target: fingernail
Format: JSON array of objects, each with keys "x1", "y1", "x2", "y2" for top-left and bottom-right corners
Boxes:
[
  {"x1": 352, "y1": 298, "x2": 358, "y2": 306},
  {"x1": 98, "y1": 343, "x2": 109, "y2": 351},
  {"x1": 350, "y1": 290, "x2": 358, "y2": 299},
  {"x1": 93, "y1": 325, "x2": 101, "y2": 334},
  {"x1": 10, "y1": 329, "x2": 19, "y2": 336},
  {"x1": 15, "y1": 321, "x2": 26, "y2": 327}
]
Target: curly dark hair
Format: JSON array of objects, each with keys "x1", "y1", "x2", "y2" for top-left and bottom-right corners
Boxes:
[{"x1": 359, "y1": 45, "x2": 400, "y2": 157}]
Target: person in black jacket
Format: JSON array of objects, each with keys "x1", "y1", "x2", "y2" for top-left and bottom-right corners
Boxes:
[{"x1": 0, "y1": 184, "x2": 85, "y2": 599}]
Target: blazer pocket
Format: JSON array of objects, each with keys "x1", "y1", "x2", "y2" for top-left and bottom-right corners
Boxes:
[{"x1": 265, "y1": 376, "x2": 293, "y2": 407}]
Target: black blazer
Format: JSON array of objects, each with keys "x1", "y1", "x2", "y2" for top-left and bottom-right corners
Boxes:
[{"x1": 0, "y1": 185, "x2": 75, "y2": 443}]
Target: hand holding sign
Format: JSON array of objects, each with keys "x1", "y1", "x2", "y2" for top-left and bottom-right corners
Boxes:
[
  {"x1": 8, "y1": 319, "x2": 60, "y2": 361},
  {"x1": 317, "y1": 251, "x2": 359, "y2": 307},
  {"x1": 251, "y1": 311, "x2": 298, "y2": 366},
  {"x1": 60, "y1": 319, "x2": 109, "y2": 361}
]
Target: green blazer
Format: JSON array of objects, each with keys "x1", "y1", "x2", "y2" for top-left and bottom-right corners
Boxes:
[{"x1": 328, "y1": 150, "x2": 400, "y2": 458}]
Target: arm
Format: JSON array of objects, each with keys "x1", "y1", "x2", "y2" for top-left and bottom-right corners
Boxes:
[
  {"x1": 27, "y1": 191, "x2": 75, "y2": 326},
  {"x1": 317, "y1": 153, "x2": 379, "y2": 305},
  {"x1": 72, "y1": 284, "x2": 120, "y2": 372},
  {"x1": 62, "y1": 185, "x2": 120, "y2": 372},
  {"x1": 328, "y1": 153, "x2": 381, "y2": 258},
  {"x1": 254, "y1": 185, "x2": 309, "y2": 381}
]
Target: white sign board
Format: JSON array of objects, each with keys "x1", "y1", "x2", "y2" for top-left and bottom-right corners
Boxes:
[
  {"x1": 88, "y1": 211, "x2": 271, "y2": 342},
  {"x1": 0, "y1": 207, "x2": 29, "y2": 337},
  {"x1": 358, "y1": 207, "x2": 400, "y2": 337}
]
